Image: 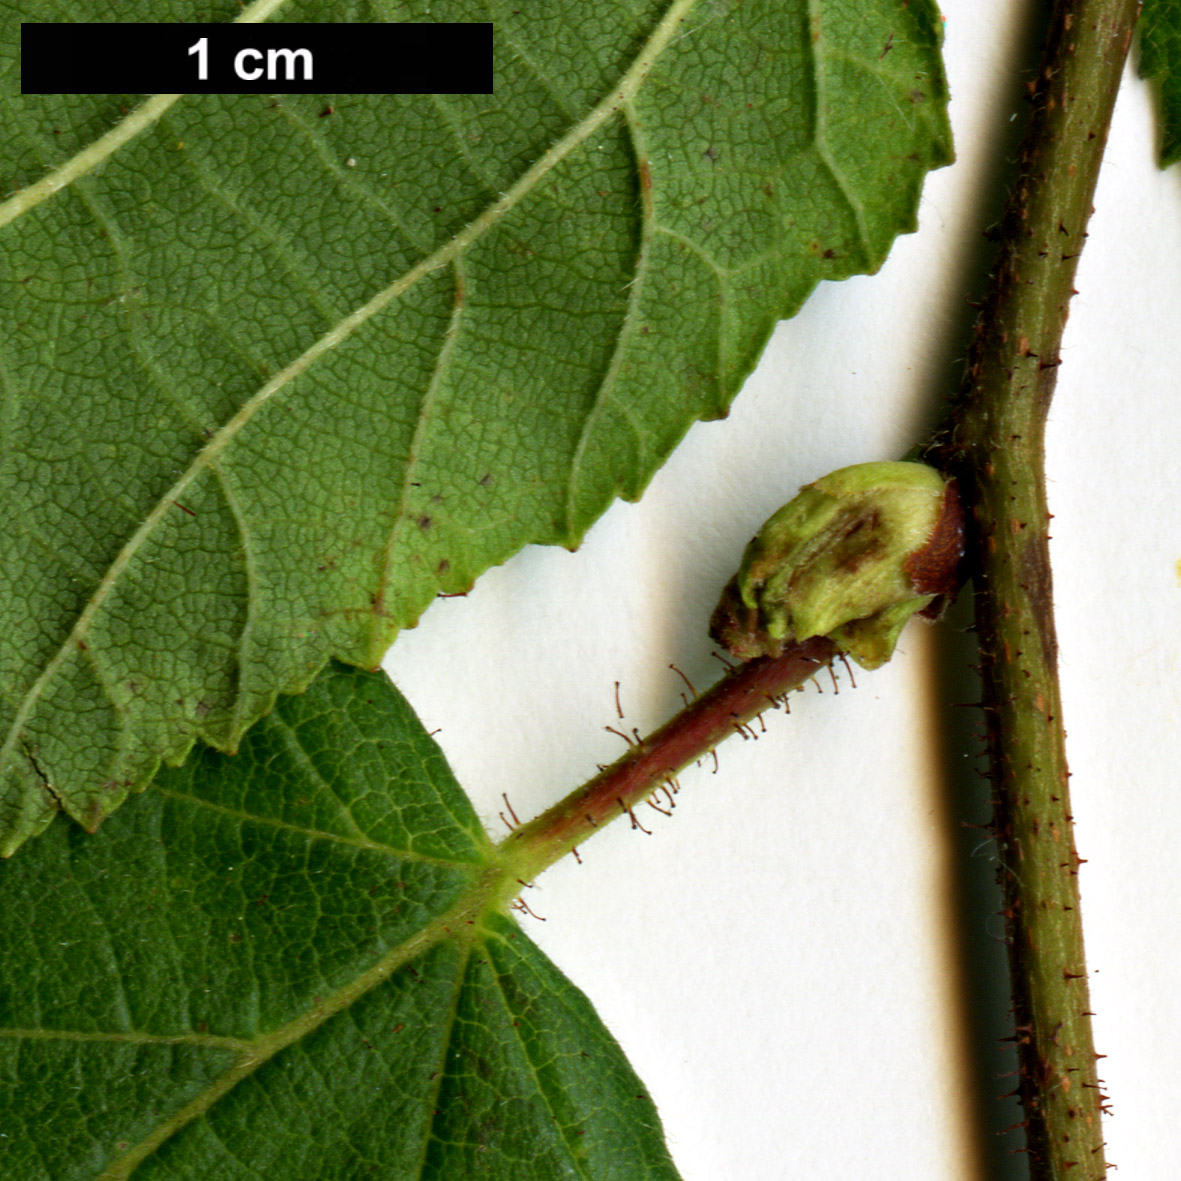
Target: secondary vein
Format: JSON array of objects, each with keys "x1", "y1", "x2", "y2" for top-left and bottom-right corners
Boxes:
[
  {"x1": 0, "y1": 1026, "x2": 251, "y2": 1052},
  {"x1": 149, "y1": 784, "x2": 468, "y2": 869}
]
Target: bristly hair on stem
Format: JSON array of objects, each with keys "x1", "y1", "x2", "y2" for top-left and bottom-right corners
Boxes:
[
  {"x1": 498, "y1": 4, "x2": 1136, "y2": 1174},
  {"x1": 499, "y1": 637, "x2": 838, "y2": 888},
  {"x1": 924, "y1": 0, "x2": 1139, "y2": 1174}
]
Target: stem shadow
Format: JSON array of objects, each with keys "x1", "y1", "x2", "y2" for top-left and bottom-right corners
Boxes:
[{"x1": 926, "y1": 594, "x2": 1029, "y2": 1180}]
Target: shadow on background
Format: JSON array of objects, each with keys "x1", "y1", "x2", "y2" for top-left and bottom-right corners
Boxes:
[
  {"x1": 915, "y1": 5, "x2": 1058, "y2": 1178},
  {"x1": 925, "y1": 595, "x2": 1028, "y2": 1181}
]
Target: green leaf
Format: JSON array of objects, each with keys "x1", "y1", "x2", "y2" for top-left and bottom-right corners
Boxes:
[
  {"x1": 0, "y1": 661, "x2": 680, "y2": 1179},
  {"x1": 1141, "y1": 0, "x2": 1181, "y2": 165},
  {"x1": 0, "y1": 0, "x2": 951, "y2": 852}
]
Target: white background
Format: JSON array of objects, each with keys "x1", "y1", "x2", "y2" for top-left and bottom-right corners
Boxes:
[{"x1": 386, "y1": 4, "x2": 1181, "y2": 1178}]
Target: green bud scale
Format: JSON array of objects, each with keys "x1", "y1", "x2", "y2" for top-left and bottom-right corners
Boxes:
[{"x1": 710, "y1": 461, "x2": 964, "y2": 669}]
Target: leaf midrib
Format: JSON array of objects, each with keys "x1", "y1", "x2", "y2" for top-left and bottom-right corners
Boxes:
[{"x1": 0, "y1": 0, "x2": 702, "y2": 789}]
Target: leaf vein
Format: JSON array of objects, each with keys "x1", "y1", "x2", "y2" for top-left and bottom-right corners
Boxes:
[
  {"x1": 563, "y1": 102, "x2": 654, "y2": 532},
  {"x1": 97, "y1": 882, "x2": 499, "y2": 1179},
  {"x1": 410, "y1": 941, "x2": 474, "y2": 1180},
  {"x1": 370, "y1": 257, "x2": 468, "y2": 657},
  {"x1": 271, "y1": 100, "x2": 435, "y2": 256},
  {"x1": 170, "y1": 128, "x2": 346, "y2": 328},
  {"x1": 62, "y1": 181, "x2": 212, "y2": 441},
  {"x1": 0, "y1": 0, "x2": 704, "y2": 813},
  {"x1": 485, "y1": 0, "x2": 581, "y2": 122},
  {"x1": 485, "y1": 932, "x2": 594, "y2": 1180},
  {"x1": 59, "y1": 873, "x2": 136, "y2": 1034},
  {"x1": 0, "y1": 0, "x2": 294, "y2": 231},
  {"x1": 5, "y1": 511, "x2": 106, "y2": 587},
  {"x1": 149, "y1": 781, "x2": 463, "y2": 870},
  {"x1": 266, "y1": 709, "x2": 404, "y2": 850},
  {"x1": 0, "y1": 1026, "x2": 252, "y2": 1052},
  {"x1": 806, "y1": 0, "x2": 874, "y2": 266},
  {"x1": 209, "y1": 463, "x2": 261, "y2": 741},
  {"x1": 204, "y1": 1114, "x2": 271, "y2": 1180}
]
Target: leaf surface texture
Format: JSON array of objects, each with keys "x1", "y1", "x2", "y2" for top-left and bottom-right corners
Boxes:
[
  {"x1": 0, "y1": 0, "x2": 951, "y2": 849},
  {"x1": 1142, "y1": 0, "x2": 1181, "y2": 165},
  {"x1": 0, "y1": 662, "x2": 680, "y2": 1179}
]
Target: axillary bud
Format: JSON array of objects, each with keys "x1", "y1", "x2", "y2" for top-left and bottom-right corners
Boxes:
[{"x1": 710, "y1": 461, "x2": 964, "y2": 669}]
